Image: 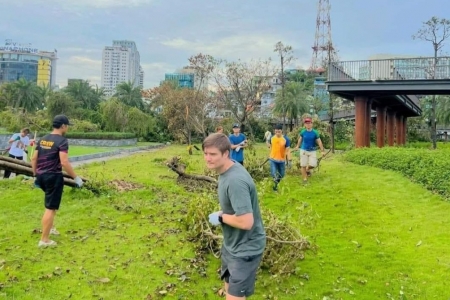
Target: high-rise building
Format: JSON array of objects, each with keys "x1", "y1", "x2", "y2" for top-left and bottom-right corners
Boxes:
[
  {"x1": 101, "y1": 40, "x2": 141, "y2": 97},
  {"x1": 0, "y1": 39, "x2": 57, "y2": 87},
  {"x1": 139, "y1": 65, "x2": 144, "y2": 88}
]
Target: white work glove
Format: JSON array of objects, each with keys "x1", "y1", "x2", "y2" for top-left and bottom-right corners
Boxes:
[
  {"x1": 208, "y1": 211, "x2": 222, "y2": 226},
  {"x1": 235, "y1": 146, "x2": 241, "y2": 152},
  {"x1": 74, "y1": 176, "x2": 84, "y2": 188}
]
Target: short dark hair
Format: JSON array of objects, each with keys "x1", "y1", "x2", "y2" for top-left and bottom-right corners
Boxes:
[
  {"x1": 202, "y1": 133, "x2": 231, "y2": 155},
  {"x1": 274, "y1": 124, "x2": 283, "y2": 130},
  {"x1": 21, "y1": 128, "x2": 30, "y2": 134}
]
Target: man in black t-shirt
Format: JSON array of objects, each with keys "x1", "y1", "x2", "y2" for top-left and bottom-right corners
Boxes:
[{"x1": 31, "y1": 115, "x2": 84, "y2": 248}]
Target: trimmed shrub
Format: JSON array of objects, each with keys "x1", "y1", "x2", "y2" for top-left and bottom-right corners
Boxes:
[
  {"x1": 65, "y1": 132, "x2": 136, "y2": 140},
  {"x1": 344, "y1": 147, "x2": 450, "y2": 198}
]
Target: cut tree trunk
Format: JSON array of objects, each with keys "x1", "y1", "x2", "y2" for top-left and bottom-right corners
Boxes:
[
  {"x1": 0, "y1": 161, "x2": 79, "y2": 187},
  {"x1": 0, "y1": 156, "x2": 87, "y2": 182}
]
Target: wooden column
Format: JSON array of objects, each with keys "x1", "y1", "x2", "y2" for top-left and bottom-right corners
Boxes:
[
  {"x1": 386, "y1": 110, "x2": 396, "y2": 146},
  {"x1": 402, "y1": 116, "x2": 407, "y2": 144},
  {"x1": 365, "y1": 99, "x2": 373, "y2": 147},
  {"x1": 355, "y1": 96, "x2": 368, "y2": 148},
  {"x1": 396, "y1": 114, "x2": 404, "y2": 145},
  {"x1": 376, "y1": 106, "x2": 387, "y2": 147}
]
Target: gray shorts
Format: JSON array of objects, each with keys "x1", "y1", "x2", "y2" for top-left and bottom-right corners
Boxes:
[{"x1": 220, "y1": 246, "x2": 263, "y2": 298}]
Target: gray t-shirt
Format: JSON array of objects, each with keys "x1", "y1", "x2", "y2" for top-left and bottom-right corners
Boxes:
[{"x1": 218, "y1": 162, "x2": 266, "y2": 257}]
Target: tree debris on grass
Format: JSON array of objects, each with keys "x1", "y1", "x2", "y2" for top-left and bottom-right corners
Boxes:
[{"x1": 184, "y1": 194, "x2": 313, "y2": 275}]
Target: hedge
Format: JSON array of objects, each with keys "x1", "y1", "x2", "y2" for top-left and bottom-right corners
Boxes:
[
  {"x1": 344, "y1": 147, "x2": 450, "y2": 199},
  {"x1": 64, "y1": 132, "x2": 136, "y2": 140}
]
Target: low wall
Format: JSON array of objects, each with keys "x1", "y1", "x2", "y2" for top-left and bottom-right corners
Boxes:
[
  {"x1": 67, "y1": 138, "x2": 137, "y2": 147},
  {"x1": 0, "y1": 135, "x2": 9, "y2": 150},
  {"x1": 0, "y1": 134, "x2": 137, "y2": 148}
]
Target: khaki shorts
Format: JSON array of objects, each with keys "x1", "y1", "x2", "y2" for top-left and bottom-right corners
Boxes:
[{"x1": 300, "y1": 150, "x2": 317, "y2": 167}]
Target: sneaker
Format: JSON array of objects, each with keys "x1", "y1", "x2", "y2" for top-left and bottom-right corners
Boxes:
[
  {"x1": 272, "y1": 184, "x2": 278, "y2": 192},
  {"x1": 306, "y1": 171, "x2": 311, "y2": 177},
  {"x1": 38, "y1": 240, "x2": 57, "y2": 248},
  {"x1": 50, "y1": 228, "x2": 60, "y2": 235}
]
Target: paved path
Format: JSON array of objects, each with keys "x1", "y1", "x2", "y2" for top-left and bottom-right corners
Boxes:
[{"x1": 71, "y1": 148, "x2": 163, "y2": 167}]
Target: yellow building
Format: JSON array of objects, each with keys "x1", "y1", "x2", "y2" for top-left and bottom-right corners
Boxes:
[{"x1": 37, "y1": 59, "x2": 51, "y2": 87}]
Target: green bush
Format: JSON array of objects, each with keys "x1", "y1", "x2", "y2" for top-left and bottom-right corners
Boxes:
[
  {"x1": 344, "y1": 147, "x2": 450, "y2": 198},
  {"x1": 64, "y1": 132, "x2": 136, "y2": 140}
]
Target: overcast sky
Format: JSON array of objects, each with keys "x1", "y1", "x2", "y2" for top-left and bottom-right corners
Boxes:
[{"x1": 1, "y1": 0, "x2": 449, "y2": 89}]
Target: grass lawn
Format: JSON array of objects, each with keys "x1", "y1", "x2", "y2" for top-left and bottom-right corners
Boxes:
[{"x1": 1, "y1": 144, "x2": 450, "y2": 299}]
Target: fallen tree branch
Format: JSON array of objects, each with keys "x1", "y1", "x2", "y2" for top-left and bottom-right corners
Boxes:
[
  {"x1": 0, "y1": 156, "x2": 88, "y2": 182},
  {"x1": 166, "y1": 156, "x2": 217, "y2": 184}
]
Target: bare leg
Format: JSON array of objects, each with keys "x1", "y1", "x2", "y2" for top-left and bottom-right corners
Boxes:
[
  {"x1": 301, "y1": 166, "x2": 307, "y2": 181},
  {"x1": 41, "y1": 209, "x2": 56, "y2": 242}
]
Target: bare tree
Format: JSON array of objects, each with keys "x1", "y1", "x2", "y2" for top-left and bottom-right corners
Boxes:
[
  {"x1": 210, "y1": 58, "x2": 277, "y2": 138},
  {"x1": 413, "y1": 16, "x2": 450, "y2": 149},
  {"x1": 188, "y1": 54, "x2": 215, "y2": 138},
  {"x1": 274, "y1": 42, "x2": 295, "y2": 131}
]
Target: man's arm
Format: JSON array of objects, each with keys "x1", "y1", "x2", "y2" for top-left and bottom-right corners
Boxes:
[
  {"x1": 221, "y1": 212, "x2": 254, "y2": 230},
  {"x1": 31, "y1": 150, "x2": 38, "y2": 176},
  {"x1": 295, "y1": 136, "x2": 302, "y2": 149},
  {"x1": 316, "y1": 138, "x2": 325, "y2": 153},
  {"x1": 59, "y1": 152, "x2": 77, "y2": 178},
  {"x1": 8, "y1": 134, "x2": 19, "y2": 144}
]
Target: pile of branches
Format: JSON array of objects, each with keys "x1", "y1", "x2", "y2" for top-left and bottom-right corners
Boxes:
[
  {"x1": 184, "y1": 194, "x2": 313, "y2": 275},
  {"x1": 0, "y1": 156, "x2": 87, "y2": 188},
  {"x1": 166, "y1": 156, "x2": 218, "y2": 191}
]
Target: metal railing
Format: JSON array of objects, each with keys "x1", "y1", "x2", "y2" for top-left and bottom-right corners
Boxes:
[{"x1": 328, "y1": 57, "x2": 450, "y2": 81}]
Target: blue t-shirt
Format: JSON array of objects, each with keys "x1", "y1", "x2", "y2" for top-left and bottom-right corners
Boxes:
[
  {"x1": 229, "y1": 133, "x2": 246, "y2": 162},
  {"x1": 300, "y1": 129, "x2": 320, "y2": 151}
]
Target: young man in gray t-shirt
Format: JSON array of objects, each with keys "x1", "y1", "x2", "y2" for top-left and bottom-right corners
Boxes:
[{"x1": 203, "y1": 133, "x2": 266, "y2": 299}]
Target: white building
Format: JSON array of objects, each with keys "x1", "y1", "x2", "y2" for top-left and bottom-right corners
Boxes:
[{"x1": 101, "y1": 40, "x2": 142, "y2": 97}]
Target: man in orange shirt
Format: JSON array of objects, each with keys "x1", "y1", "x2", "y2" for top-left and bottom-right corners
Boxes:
[{"x1": 267, "y1": 124, "x2": 291, "y2": 191}]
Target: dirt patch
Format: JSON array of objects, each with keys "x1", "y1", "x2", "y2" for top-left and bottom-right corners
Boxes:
[{"x1": 108, "y1": 179, "x2": 143, "y2": 192}]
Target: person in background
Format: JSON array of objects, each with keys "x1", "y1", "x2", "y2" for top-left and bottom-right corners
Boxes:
[
  {"x1": 216, "y1": 126, "x2": 224, "y2": 134},
  {"x1": 294, "y1": 117, "x2": 325, "y2": 184},
  {"x1": 229, "y1": 124, "x2": 247, "y2": 166},
  {"x1": 3, "y1": 128, "x2": 30, "y2": 179},
  {"x1": 266, "y1": 124, "x2": 291, "y2": 191}
]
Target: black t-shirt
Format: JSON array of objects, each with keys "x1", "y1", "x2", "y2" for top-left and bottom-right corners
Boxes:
[{"x1": 35, "y1": 134, "x2": 69, "y2": 175}]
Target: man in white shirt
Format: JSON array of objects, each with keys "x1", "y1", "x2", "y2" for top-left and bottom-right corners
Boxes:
[{"x1": 4, "y1": 128, "x2": 30, "y2": 179}]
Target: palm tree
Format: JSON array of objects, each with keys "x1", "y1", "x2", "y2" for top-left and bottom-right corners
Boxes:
[
  {"x1": 114, "y1": 81, "x2": 144, "y2": 110},
  {"x1": 12, "y1": 78, "x2": 41, "y2": 112},
  {"x1": 37, "y1": 83, "x2": 53, "y2": 109},
  {"x1": 273, "y1": 81, "x2": 309, "y2": 131},
  {"x1": 65, "y1": 80, "x2": 97, "y2": 110}
]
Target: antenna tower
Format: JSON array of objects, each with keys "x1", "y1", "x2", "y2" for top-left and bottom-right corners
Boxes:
[{"x1": 310, "y1": 0, "x2": 337, "y2": 72}]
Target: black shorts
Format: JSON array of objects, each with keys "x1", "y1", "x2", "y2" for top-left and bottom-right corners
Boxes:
[
  {"x1": 36, "y1": 173, "x2": 64, "y2": 210},
  {"x1": 220, "y1": 246, "x2": 263, "y2": 298}
]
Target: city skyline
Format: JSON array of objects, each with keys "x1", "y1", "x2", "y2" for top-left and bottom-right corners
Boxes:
[{"x1": 1, "y1": 0, "x2": 450, "y2": 89}]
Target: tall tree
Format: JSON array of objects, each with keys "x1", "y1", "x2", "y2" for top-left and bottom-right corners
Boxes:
[
  {"x1": 114, "y1": 81, "x2": 144, "y2": 111},
  {"x1": 46, "y1": 92, "x2": 75, "y2": 117},
  {"x1": 11, "y1": 78, "x2": 42, "y2": 112},
  {"x1": 274, "y1": 42, "x2": 295, "y2": 131},
  {"x1": 413, "y1": 16, "x2": 450, "y2": 149},
  {"x1": 100, "y1": 98, "x2": 129, "y2": 132},
  {"x1": 211, "y1": 58, "x2": 277, "y2": 138},
  {"x1": 65, "y1": 80, "x2": 98, "y2": 110},
  {"x1": 188, "y1": 53, "x2": 215, "y2": 139},
  {"x1": 273, "y1": 81, "x2": 309, "y2": 130}
]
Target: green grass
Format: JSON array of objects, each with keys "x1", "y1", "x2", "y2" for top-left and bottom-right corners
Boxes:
[{"x1": 1, "y1": 144, "x2": 450, "y2": 299}]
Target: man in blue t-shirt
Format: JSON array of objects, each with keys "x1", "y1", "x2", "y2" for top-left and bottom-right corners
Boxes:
[
  {"x1": 294, "y1": 117, "x2": 325, "y2": 184},
  {"x1": 229, "y1": 123, "x2": 247, "y2": 165}
]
